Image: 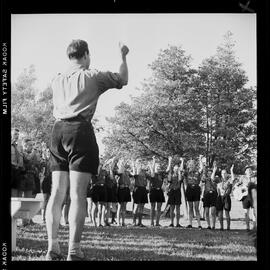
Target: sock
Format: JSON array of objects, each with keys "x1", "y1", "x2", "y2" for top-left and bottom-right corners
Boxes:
[
  {"x1": 68, "y1": 242, "x2": 84, "y2": 257},
  {"x1": 48, "y1": 238, "x2": 60, "y2": 254}
]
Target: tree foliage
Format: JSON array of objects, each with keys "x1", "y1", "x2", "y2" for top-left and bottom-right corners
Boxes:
[
  {"x1": 11, "y1": 66, "x2": 55, "y2": 145},
  {"x1": 103, "y1": 32, "x2": 256, "y2": 173}
]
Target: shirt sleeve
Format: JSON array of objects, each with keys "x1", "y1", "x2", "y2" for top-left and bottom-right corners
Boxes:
[{"x1": 96, "y1": 71, "x2": 124, "y2": 93}]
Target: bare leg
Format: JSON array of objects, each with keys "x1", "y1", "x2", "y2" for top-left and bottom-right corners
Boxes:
[
  {"x1": 170, "y1": 205, "x2": 175, "y2": 226},
  {"x1": 244, "y1": 208, "x2": 250, "y2": 230},
  {"x1": 86, "y1": 198, "x2": 93, "y2": 223},
  {"x1": 194, "y1": 201, "x2": 201, "y2": 227},
  {"x1": 117, "y1": 203, "x2": 121, "y2": 226},
  {"x1": 121, "y1": 202, "x2": 127, "y2": 225},
  {"x1": 138, "y1": 204, "x2": 145, "y2": 225},
  {"x1": 211, "y1": 206, "x2": 216, "y2": 229},
  {"x1": 46, "y1": 171, "x2": 69, "y2": 255},
  {"x1": 218, "y1": 210, "x2": 224, "y2": 230},
  {"x1": 225, "y1": 210, "x2": 230, "y2": 230},
  {"x1": 111, "y1": 202, "x2": 117, "y2": 224},
  {"x1": 175, "y1": 204, "x2": 180, "y2": 226},
  {"x1": 156, "y1": 202, "x2": 162, "y2": 226},
  {"x1": 68, "y1": 171, "x2": 90, "y2": 257},
  {"x1": 205, "y1": 207, "x2": 210, "y2": 227},
  {"x1": 188, "y1": 201, "x2": 193, "y2": 226},
  {"x1": 150, "y1": 203, "x2": 155, "y2": 226},
  {"x1": 91, "y1": 202, "x2": 98, "y2": 227},
  {"x1": 97, "y1": 203, "x2": 103, "y2": 226},
  {"x1": 133, "y1": 204, "x2": 139, "y2": 225}
]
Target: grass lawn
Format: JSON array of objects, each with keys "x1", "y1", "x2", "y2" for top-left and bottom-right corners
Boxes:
[{"x1": 12, "y1": 198, "x2": 257, "y2": 261}]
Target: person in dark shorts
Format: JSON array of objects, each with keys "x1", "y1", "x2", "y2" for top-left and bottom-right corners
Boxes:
[
  {"x1": 201, "y1": 163, "x2": 218, "y2": 230},
  {"x1": 102, "y1": 158, "x2": 118, "y2": 226},
  {"x1": 91, "y1": 165, "x2": 108, "y2": 227},
  {"x1": 45, "y1": 39, "x2": 129, "y2": 261},
  {"x1": 247, "y1": 173, "x2": 257, "y2": 253},
  {"x1": 131, "y1": 158, "x2": 148, "y2": 227},
  {"x1": 165, "y1": 156, "x2": 184, "y2": 228},
  {"x1": 110, "y1": 173, "x2": 118, "y2": 225},
  {"x1": 241, "y1": 166, "x2": 257, "y2": 231},
  {"x1": 216, "y1": 163, "x2": 234, "y2": 230},
  {"x1": 113, "y1": 157, "x2": 131, "y2": 226},
  {"x1": 148, "y1": 156, "x2": 166, "y2": 227},
  {"x1": 184, "y1": 156, "x2": 204, "y2": 229},
  {"x1": 86, "y1": 178, "x2": 94, "y2": 224}
]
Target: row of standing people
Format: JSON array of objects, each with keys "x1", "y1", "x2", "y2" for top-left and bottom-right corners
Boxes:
[{"x1": 84, "y1": 155, "x2": 257, "y2": 231}]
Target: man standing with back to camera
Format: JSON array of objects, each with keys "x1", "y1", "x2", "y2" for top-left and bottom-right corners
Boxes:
[{"x1": 45, "y1": 39, "x2": 129, "y2": 261}]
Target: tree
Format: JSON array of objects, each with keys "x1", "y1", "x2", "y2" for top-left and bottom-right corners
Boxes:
[
  {"x1": 11, "y1": 66, "x2": 54, "y2": 145},
  {"x1": 197, "y1": 31, "x2": 256, "y2": 172}
]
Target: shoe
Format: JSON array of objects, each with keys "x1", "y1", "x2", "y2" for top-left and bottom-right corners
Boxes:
[
  {"x1": 155, "y1": 224, "x2": 161, "y2": 227},
  {"x1": 198, "y1": 226, "x2": 203, "y2": 230},
  {"x1": 67, "y1": 253, "x2": 85, "y2": 261},
  {"x1": 176, "y1": 224, "x2": 182, "y2": 228},
  {"x1": 227, "y1": 228, "x2": 230, "y2": 231},
  {"x1": 207, "y1": 226, "x2": 211, "y2": 230},
  {"x1": 186, "y1": 225, "x2": 192, "y2": 228},
  {"x1": 121, "y1": 223, "x2": 126, "y2": 227},
  {"x1": 169, "y1": 224, "x2": 174, "y2": 227},
  {"x1": 98, "y1": 224, "x2": 103, "y2": 227},
  {"x1": 220, "y1": 228, "x2": 224, "y2": 231},
  {"x1": 211, "y1": 227, "x2": 215, "y2": 230},
  {"x1": 45, "y1": 251, "x2": 64, "y2": 261},
  {"x1": 139, "y1": 224, "x2": 146, "y2": 227},
  {"x1": 104, "y1": 222, "x2": 111, "y2": 227}
]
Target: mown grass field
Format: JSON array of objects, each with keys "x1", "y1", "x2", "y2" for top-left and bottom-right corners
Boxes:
[{"x1": 12, "y1": 198, "x2": 257, "y2": 261}]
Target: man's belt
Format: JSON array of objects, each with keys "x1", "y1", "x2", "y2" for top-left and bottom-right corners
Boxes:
[
  {"x1": 119, "y1": 185, "x2": 129, "y2": 188},
  {"x1": 93, "y1": 183, "x2": 104, "y2": 187}
]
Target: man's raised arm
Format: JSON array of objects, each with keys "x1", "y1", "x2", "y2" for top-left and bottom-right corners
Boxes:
[{"x1": 119, "y1": 42, "x2": 129, "y2": 85}]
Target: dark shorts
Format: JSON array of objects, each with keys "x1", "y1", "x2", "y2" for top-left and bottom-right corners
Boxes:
[
  {"x1": 242, "y1": 195, "x2": 253, "y2": 209},
  {"x1": 50, "y1": 118, "x2": 99, "y2": 174},
  {"x1": 203, "y1": 191, "x2": 218, "y2": 208},
  {"x1": 11, "y1": 165, "x2": 23, "y2": 189},
  {"x1": 149, "y1": 188, "x2": 165, "y2": 203},
  {"x1": 186, "y1": 184, "x2": 201, "y2": 202},
  {"x1": 86, "y1": 184, "x2": 93, "y2": 198},
  {"x1": 132, "y1": 186, "x2": 148, "y2": 204},
  {"x1": 167, "y1": 188, "x2": 181, "y2": 205},
  {"x1": 117, "y1": 187, "x2": 131, "y2": 203},
  {"x1": 106, "y1": 187, "x2": 118, "y2": 203},
  {"x1": 216, "y1": 195, "x2": 231, "y2": 212},
  {"x1": 92, "y1": 185, "x2": 107, "y2": 203},
  {"x1": 19, "y1": 173, "x2": 36, "y2": 192},
  {"x1": 111, "y1": 186, "x2": 118, "y2": 203},
  {"x1": 41, "y1": 177, "x2": 52, "y2": 194}
]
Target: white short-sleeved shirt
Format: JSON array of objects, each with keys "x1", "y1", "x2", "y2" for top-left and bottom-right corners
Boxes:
[{"x1": 52, "y1": 63, "x2": 124, "y2": 122}]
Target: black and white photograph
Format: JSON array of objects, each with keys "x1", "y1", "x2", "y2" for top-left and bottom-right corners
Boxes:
[{"x1": 1, "y1": 0, "x2": 269, "y2": 264}]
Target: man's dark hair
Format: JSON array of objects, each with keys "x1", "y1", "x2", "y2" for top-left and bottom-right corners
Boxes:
[{"x1": 66, "y1": 39, "x2": 89, "y2": 60}]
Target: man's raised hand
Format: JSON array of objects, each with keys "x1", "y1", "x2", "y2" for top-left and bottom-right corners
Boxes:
[{"x1": 119, "y1": 42, "x2": 129, "y2": 57}]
